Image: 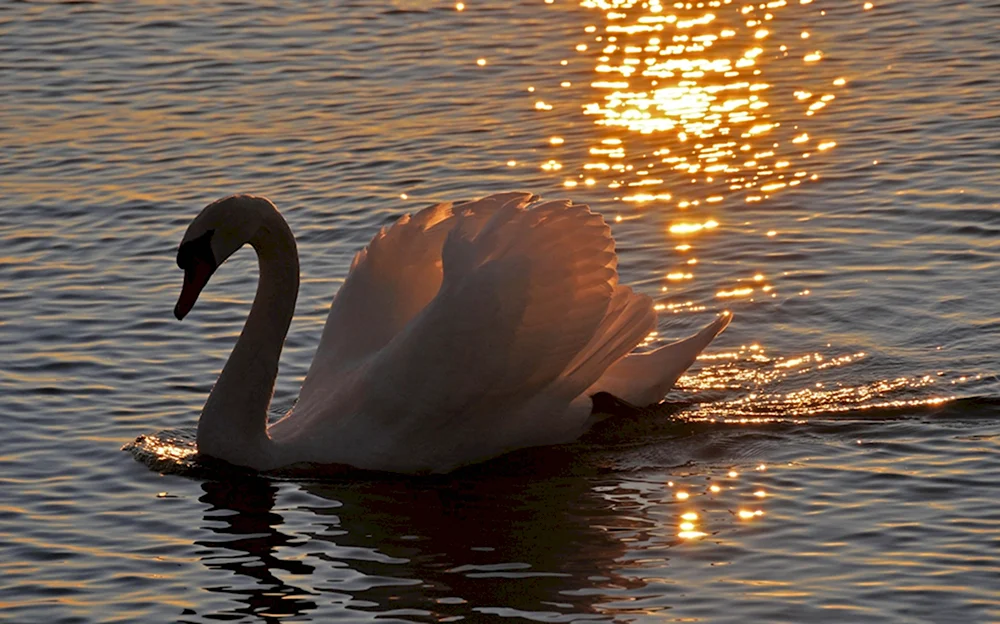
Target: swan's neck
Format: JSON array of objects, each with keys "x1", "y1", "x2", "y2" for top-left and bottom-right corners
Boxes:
[{"x1": 197, "y1": 205, "x2": 299, "y2": 468}]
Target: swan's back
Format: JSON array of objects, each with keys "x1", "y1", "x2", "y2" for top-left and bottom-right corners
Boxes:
[{"x1": 275, "y1": 193, "x2": 659, "y2": 472}]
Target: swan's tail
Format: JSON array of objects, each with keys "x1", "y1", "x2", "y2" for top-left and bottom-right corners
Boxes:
[
  {"x1": 557, "y1": 284, "x2": 655, "y2": 389},
  {"x1": 587, "y1": 311, "x2": 732, "y2": 406}
]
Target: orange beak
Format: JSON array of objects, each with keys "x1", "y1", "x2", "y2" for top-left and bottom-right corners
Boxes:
[{"x1": 174, "y1": 258, "x2": 215, "y2": 320}]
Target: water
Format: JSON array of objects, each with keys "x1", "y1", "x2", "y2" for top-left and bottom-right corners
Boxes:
[{"x1": 2, "y1": 0, "x2": 998, "y2": 621}]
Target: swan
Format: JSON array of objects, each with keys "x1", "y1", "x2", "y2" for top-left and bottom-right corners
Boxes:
[{"x1": 173, "y1": 192, "x2": 731, "y2": 473}]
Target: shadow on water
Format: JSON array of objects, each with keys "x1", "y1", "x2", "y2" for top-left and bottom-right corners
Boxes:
[{"x1": 186, "y1": 456, "x2": 645, "y2": 622}]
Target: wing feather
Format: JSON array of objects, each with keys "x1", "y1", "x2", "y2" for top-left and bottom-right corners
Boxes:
[
  {"x1": 346, "y1": 199, "x2": 619, "y2": 468},
  {"x1": 297, "y1": 193, "x2": 535, "y2": 405}
]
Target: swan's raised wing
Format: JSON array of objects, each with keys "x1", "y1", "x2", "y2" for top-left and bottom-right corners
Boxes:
[
  {"x1": 299, "y1": 192, "x2": 536, "y2": 395},
  {"x1": 344, "y1": 199, "x2": 623, "y2": 470}
]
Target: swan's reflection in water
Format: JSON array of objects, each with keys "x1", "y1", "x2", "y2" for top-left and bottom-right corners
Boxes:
[
  {"x1": 194, "y1": 453, "x2": 642, "y2": 622},
  {"x1": 197, "y1": 479, "x2": 317, "y2": 621}
]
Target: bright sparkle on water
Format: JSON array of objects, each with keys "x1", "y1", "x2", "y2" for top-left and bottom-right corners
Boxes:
[
  {"x1": 570, "y1": 0, "x2": 842, "y2": 215},
  {"x1": 675, "y1": 340, "x2": 962, "y2": 420}
]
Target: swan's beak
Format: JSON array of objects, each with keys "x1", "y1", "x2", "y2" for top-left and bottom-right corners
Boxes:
[{"x1": 174, "y1": 258, "x2": 215, "y2": 320}]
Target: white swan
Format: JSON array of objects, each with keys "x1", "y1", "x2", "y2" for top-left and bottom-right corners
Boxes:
[{"x1": 173, "y1": 192, "x2": 731, "y2": 473}]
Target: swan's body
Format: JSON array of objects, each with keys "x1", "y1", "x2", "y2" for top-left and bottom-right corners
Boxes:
[{"x1": 174, "y1": 193, "x2": 730, "y2": 473}]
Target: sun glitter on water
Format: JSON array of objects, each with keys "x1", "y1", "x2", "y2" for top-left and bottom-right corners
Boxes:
[
  {"x1": 567, "y1": 0, "x2": 843, "y2": 214},
  {"x1": 123, "y1": 429, "x2": 201, "y2": 474},
  {"x1": 667, "y1": 469, "x2": 768, "y2": 541},
  {"x1": 675, "y1": 343, "x2": 963, "y2": 421},
  {"x1": 524, "y1": 0, "x2": 855, "y2": 315}
]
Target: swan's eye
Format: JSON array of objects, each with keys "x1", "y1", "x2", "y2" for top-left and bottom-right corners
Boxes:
[{"x1": 177, "y1": 229, "x2": 217, "y2": 271}]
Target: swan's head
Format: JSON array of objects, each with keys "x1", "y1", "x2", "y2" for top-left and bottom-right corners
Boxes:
[{"x1": 174, "y1": 194, "x2": 271, "y2": 320}]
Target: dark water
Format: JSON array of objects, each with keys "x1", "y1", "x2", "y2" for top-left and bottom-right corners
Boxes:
[{"x1": 2, "y1": 1, "x2": 998, "y2": 622}]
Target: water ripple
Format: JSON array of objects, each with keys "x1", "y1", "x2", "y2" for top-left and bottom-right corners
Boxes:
[{"x1": 1, "y1": 0, "x2": 998, "y2": 622}]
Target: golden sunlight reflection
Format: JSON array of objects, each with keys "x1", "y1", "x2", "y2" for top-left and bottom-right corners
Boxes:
[
  {"x1": 542, "y1": 0, "x2": 848, "y2": 220},
  {"x1": 124, "y1": 431, "x2": 199, "y2": 473},
  {"x1": 669, "y1": 342, "x2": 976, "y2": 421},
  {"x1": 666, "y1": 468, "x2": 772, "y2": 541}
]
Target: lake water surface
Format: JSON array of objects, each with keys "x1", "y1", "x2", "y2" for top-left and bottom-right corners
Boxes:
[{"x1": 2, "y1": 1, "x2": 998, "y2": 622}]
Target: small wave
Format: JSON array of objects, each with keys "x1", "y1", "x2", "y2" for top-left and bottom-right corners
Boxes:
[
  {"x1": 683, "y1": 385, "x2": 999, "y2": 424},
  {"x1": 123, "y1": 428, "x2": 202, "y2": 475},
  {"x1": 675, "y1": 339, "x2": 996, "y2": 425}
]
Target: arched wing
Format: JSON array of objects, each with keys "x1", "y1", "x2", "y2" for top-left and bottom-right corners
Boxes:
[
  {"x1": 346, "y1": 199, "x2": 621, "y2": 468},
  {"x1": 299, "y1": 193, "x2": 536, "y2": 399}
]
